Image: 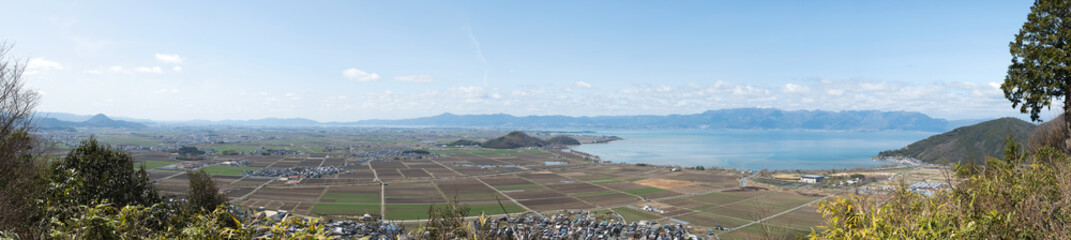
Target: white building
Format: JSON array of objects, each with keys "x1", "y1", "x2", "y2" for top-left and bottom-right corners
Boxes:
[{"x1": 800, "y1": 174, "x2": 825, "y2": 183}]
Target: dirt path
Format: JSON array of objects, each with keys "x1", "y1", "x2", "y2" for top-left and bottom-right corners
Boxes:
[
  {"x1": 474, "y1": 177, "x2": 541, "y2": 217},
  {"x1": 716, "y1": 195, "x2": 831, "y2": 238}
]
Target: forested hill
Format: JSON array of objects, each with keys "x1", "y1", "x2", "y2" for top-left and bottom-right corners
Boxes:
[{"x1": 878, "y1": 117, "x2": 1037, "y2": 165}]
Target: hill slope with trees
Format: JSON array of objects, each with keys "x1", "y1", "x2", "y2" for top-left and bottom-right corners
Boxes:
[
  {"x1": 481, "y1": 131, "x2": 549, "y2": 149},
  {"x1": 877, "y1": 117, "x2": 1036, "y2": 165}
]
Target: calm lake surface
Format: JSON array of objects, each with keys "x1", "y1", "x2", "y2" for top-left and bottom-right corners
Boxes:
[{"x1": 571, "y1": 129, "x2": 933, "y2": 170}]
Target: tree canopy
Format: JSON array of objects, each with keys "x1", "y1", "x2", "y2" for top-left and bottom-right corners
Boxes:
[{"x1": 1002, "y1": 0, "x2": 1071, "y2": 122}]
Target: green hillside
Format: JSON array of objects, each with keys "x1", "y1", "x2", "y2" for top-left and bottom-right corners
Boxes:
[
  {"x1": 481, "y1": 131, "x2": 548, "y2": 149},
  {"x1": 878, "y1": 117, "x2": 1036, "y2": 165},
  {"x1": 547, "y1": 136, "x2": 581, "y2": 145}
]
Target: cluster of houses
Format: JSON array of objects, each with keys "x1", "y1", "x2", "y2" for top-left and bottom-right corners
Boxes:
[
  {"x1": 243, "y1": 166, "x2": 347, "y2": 179},
  {"x1": 469, "y1": 212, "x2": 694, "y2": 240}
]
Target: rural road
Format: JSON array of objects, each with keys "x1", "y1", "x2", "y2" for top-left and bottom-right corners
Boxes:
[{"x1": 715, "y1": 195, "x2": 831, "y2": 238}]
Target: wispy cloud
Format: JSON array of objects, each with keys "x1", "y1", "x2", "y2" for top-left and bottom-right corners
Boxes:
[
  {"x1": 342, "y1": 68, "x2": 380, "y2": 82},
  {"x1": 154, "y1": 53, "x2": 184, "y2": 64},
  {"x1": 466, "y1": 26, "x2": 489, "y2": 87},
  {"x1": 393, "y1": 75, "x2": 433, "y2": 83}
]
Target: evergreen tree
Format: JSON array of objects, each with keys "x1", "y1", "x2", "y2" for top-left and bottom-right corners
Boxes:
[
  {"x1": 185, "y1": 170, "x2": 228, "y2": 212},
  {"x1": 46, "y1": 138, "x2": 160, "y2": 208},
  {"x1": 1002, "y1": 0, "x2": 1071, "y2": 149}
]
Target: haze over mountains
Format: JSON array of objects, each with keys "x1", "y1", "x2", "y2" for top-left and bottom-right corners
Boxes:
[
  {"x1": 37, "y1": 108, "x2": 988, "y2": 132},
  {"x1": 38, "y1": 114, "x2": 147, "y2": 130}
]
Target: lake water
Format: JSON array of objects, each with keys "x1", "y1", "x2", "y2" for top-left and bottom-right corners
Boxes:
[{"x1": 571, "y1": 129, "x2": 933, "y2": 170}]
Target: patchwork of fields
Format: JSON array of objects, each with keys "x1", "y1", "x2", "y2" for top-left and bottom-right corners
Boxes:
[{"x1": 132, "y1": 146, "x2": 826, "y2": 236}]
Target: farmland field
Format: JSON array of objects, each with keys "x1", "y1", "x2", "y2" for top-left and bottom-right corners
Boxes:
[
  {"x1": 41, "y1": 127, "x2": 832, "y2": 235},
  {"x1": 201, "y1": 166, "x2": 259, "y2": 176}
]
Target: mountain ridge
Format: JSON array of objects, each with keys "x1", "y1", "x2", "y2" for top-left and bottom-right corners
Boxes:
[
  {"x1": 34, "y1": 108, "x2": 996, "y2": 132},
  {"x1": 38, "y1": 114, "x2": 147, "y2": 129},
  {"x1": 877, "y1": 117, "x2": 1037, "y2": 165}
]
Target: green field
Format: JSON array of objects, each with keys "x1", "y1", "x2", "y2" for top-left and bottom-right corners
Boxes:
[
  {"x1": 138, "y1": 161, "x2": 175, "y2": 169},
  {"x1": 622, "y1": 187, "x2": 668, "y2": 196},
  {"x1": 386, "y1": 204, "x2": 443, "y2": 220},
  {"x1": 612, "y1": 207, "x2": 660, "y2": 222},
  {"x1": 200, "y1": 166, "x2": 259, "y2": 176},
  {"x1": 319, "y1": 192, "x2": 380, "y2": 204},
  {"x1": 431, "y1": 149, "x2": 545, "y2": 155},
  {"x1": 310, "y1": 203, "x2": 380, "y2": 216},
  {"x1": 200, "y1": 145, "x2": 264, "y2": 152},
  {"x1": 298, "y1": 146, "x2": 330, "y2": 153}
]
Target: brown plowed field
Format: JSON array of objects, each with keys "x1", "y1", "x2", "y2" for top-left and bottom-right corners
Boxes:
[
  {"x1": 519, "y1": 197, "x2": 593, "y2": 211},
  {"x1": 248, "y1": 187, "x2": 325, "y2": 202},
  {"x1": 503, "y1": 189, "x2": 567, "y2": 199}
]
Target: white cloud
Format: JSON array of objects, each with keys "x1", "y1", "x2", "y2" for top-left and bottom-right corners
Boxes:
[
  {"x1": 26, "y1": 58, "x2": 63, "y2": 75},
  {"x1": 393, "y1": 74, "x2": 433, "y2": 83},
  {"x1": 136, "y1": 66, "x2": 163, "y2": 73},
  {"x1": 781, "y1": 83, "x2": 809, "y2": 93},
  {"x1": 110, "y1": 66, "x2": 123, "y2": 72},
  {"x1": 154, "y1": 54, "x2": 185, "y2": 64},
  {"x1": 342, "y1": 68, "x2": 380, "y2": 82},
  {"x1": 575, "y1": 81, "x2": 592, "y2": 89},
  {"x1": 827, "y1": 89, "x2": 845, "y2": 96},
  {"x1": 172, "y1": 66, "x2": 183, "y2": 72}
]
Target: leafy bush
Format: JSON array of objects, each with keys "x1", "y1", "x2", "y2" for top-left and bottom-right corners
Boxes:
[{"x1": 811, "y1": 138, "x2": 1071, "y2": 239}]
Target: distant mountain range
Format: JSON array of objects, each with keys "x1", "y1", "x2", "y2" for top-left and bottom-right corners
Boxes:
[
  {"x1": 38, "y1": 114, "x2": 147, "y2": 130},
  {"x1": 878, "y1": 117, "x2": 1037, "y2": 165},
  {"x1": 34, "y1": 108, "x2": 991, "y2": 132},
  {"x1": 346, "y1": 108, "x2": 983, "y2": 132}
]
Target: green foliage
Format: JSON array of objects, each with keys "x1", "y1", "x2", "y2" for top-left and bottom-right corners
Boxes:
[
  {"x1": 546, "y1": 136, "x2": 581, "y2": 145},
  {"x1": 418, "y1": 200, "x2": 471, "y2": 239},
  {"x1": 45, "y1": 138, "x2": 160, "y2": 209},
  {"x1": 1002, "y1": 0, "x2": 1071, "y2": 122},
  {"x1": 445, "y1": 139, "x2": 482, "y2": 146},
  {"x1": 178, "y1": 146, "x2": 205, "y2": 156},
  {"x1": 186, "y1": 170, "x2": 228, "y2": 213},
  {"x1": 811, "y1": 138, "x2": 1071, "y2": 239}
]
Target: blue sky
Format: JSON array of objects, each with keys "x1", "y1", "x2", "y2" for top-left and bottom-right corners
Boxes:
[{"x1": 2, "y1": 1, "x2": 1050, "y2": 121}]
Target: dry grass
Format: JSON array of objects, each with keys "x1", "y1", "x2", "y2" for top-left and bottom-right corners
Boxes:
[{"x1": 634, "y1": 178, "x2": 701, "y2": 190}]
